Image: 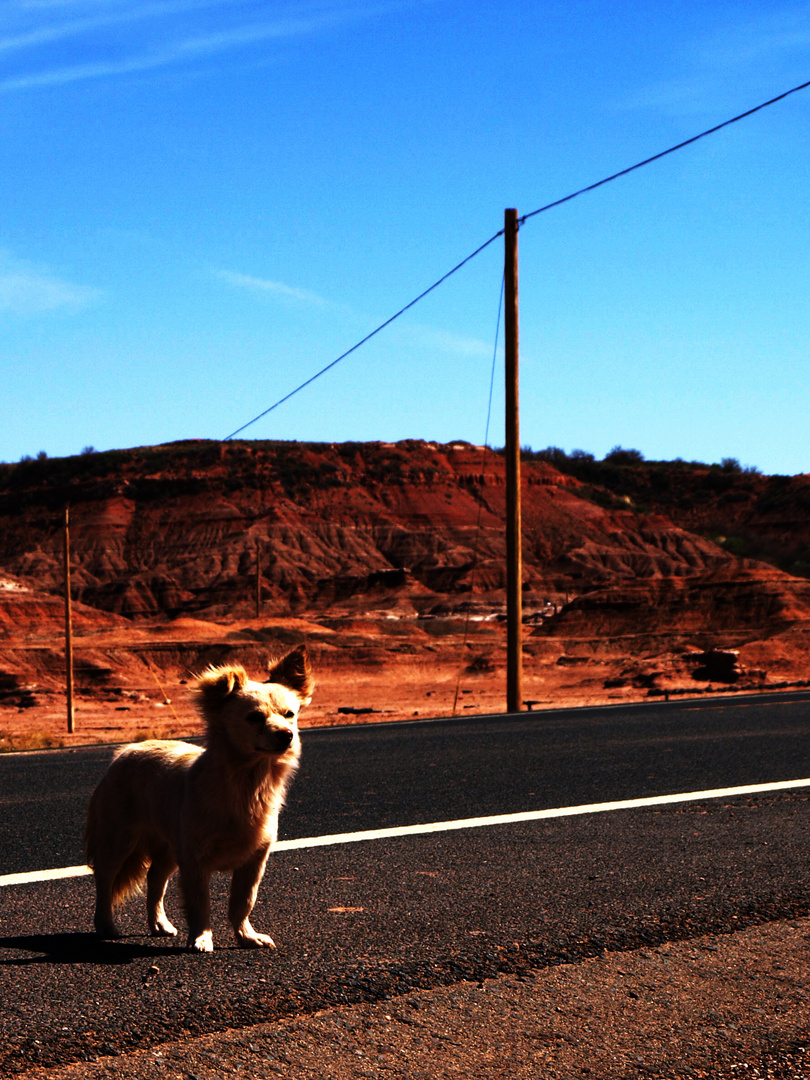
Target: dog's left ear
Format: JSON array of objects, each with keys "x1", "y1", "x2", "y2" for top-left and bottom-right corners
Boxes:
[
  {"x1": 194, "y1": 664, "x2": 250, "y2": 702},
  {"x1": 267, "y1": 644, "x2": 314, "y2": 704}
]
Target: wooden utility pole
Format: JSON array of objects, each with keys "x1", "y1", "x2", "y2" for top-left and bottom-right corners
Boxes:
[
  {"x1": 63, "y1": 506, "x2": 75, "y2": 733},
  {"x1": 255, "y1": 539, "x2": 262, "y2": 619},
  {"x1": 504, "y1": 208, "x2": 523, "y2": 712}
]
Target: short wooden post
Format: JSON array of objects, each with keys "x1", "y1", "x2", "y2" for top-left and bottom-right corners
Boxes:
[
  {"x1": 64, "y1": 506, "x2": 75, "y2": 733},
  {"x1": 504, "y1": 208, "x2": 523, "y2": 713}
]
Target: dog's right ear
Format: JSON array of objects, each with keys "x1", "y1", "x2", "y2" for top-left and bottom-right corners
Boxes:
[
  {"x1": 193, "y1": 664, "x2": 249, "y2": 702},
  {"x1": 267, "y1": 644, "x2": 314, "y2": 703}
]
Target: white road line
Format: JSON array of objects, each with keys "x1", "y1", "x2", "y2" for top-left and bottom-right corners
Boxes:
[
  {"x1": 3, "y1": 777, "x2": 809, "y2": 888},
  {"x1": 0, "y1": 864, "x2": 93, "y2": 887}
]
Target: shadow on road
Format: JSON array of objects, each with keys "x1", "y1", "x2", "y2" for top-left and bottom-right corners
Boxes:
[{"x1": 0, "y1": 932, "x2": 183, "y2": 965}]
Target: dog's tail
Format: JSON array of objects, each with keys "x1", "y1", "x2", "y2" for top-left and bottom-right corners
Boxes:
[
  {"x1": 110, "y1": 848, "x2": 150, "y2": 905},
  {"x1": 85, "y1": 788, "x2": 149, "y2": 906}
]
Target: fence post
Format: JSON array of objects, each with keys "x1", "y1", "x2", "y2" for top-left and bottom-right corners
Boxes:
[
  {"x1": 64, "y1": 506, "x2": 75, "y2": 733},
  {"x1": 504, "y1": 208, "x2": 523, "y2": 713}
]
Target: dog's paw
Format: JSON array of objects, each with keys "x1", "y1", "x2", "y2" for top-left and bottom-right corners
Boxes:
[
  {"x1": 94, "y1": 921, "x2": 121, "y2": 940},
  {"x1": 188, "y1": 930, "x2": 214, "y2": 953},
  {"x1": 237, "y1": 931, "x2": 276, "y2": 949},
  {"x1": 150, "y1": 919, "x2": 178, "y2": 938},
  {"x1": 234, "y1": 918, "x2": 276, "y2": 948}
]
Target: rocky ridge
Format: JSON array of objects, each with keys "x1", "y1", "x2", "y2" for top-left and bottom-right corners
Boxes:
[
  {"x1": 2, "y1": 439, "x2": 810, "y2": 739},
  {"x1": 0, "y1": 439, "x2": 790, "y2": 624}
]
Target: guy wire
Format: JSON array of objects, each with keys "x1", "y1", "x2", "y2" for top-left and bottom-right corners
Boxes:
[{"x1": 452, "y1": 273, "x2": 505, "y2": 717}]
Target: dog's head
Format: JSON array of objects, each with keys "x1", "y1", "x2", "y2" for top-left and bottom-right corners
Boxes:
[{"x1": 193, "y1": 645, "x2": 313, "y2": 763}]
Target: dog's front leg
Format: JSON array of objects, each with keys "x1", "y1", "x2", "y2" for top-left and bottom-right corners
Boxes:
[
  {"x1": 147, "y1": 851, "x2": 178, "y2": 938},
  {"x1": 179, "y1": 860, "x2": 214, "y2": 952},
  {"x1": 228, "y1": 846, "x2": 274, "y2": 948}
]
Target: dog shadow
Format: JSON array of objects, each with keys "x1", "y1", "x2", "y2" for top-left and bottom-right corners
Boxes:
[{"x1": 0, "y1": 932, "x2": 185, "y2": 966}]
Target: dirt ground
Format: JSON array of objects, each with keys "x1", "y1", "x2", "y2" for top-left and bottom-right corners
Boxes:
[
  {"x1": 5, "y1": 613, "x2": 808, "y2": 751},
  {"x1": 20, "y1": 917, "x2": 810, "y2": 1080},
  {"x1": 0, "y1": 652, "x2": 649, "y2": 750}
]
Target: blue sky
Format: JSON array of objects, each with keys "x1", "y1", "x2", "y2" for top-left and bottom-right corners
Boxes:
[{"x1": 2, "y1": 0, "x2": 809, "y2": 473}]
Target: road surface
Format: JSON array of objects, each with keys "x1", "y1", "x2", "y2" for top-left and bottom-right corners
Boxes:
[{"x1": 1, "y1": 692, "x2": 809, "y2": 1073}]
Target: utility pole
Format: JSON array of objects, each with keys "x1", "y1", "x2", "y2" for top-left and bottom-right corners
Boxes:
[
  {"x1": 504, "y1": 208, "x2": 523, "y2": 713},
  {"x1": 63, "y1": 506, "x2": 75, "y2": 733},
  {"x1": 255, "y1": 539, "x2": 262, "y2": 619}
]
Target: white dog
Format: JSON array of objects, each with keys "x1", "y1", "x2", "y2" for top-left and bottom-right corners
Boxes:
[{"x1": 85, "y1": 645, "x2": 312, "y2": 952}]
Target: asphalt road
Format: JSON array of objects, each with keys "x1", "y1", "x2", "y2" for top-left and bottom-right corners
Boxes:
[{"x1": 1, "y1": 692, "x2": 810, "y2": 1074}]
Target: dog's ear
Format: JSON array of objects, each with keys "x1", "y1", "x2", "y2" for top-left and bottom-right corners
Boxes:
[
  {"x1": 267, "y1": 644, "x2": 314, "y2": 703},
  {"x1": 194, "y1": 664, "x2": 249, "y2": 701}
]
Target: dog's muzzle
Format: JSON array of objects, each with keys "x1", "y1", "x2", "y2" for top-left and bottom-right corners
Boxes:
[{"x1": 269, "y1": 729, "x2": 294, "y2": 753}]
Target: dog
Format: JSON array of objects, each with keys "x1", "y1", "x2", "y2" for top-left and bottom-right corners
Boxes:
[{"x1": 85, "y1": 644, "x2": 312, "y2": 953}]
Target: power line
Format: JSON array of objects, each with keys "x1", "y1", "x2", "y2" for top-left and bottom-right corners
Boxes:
[
  {"x1": 224, "y1": 76, "x2": 810, "y2": 441},
  {"x1": 482, "y1": 275, "x2": 505, "y2": 451},
  {"x1": 520, "y1": 76, "x2": 810, "y2": 224},
  {"x1": 223, "y1": 230, "x2": 505, "y2": 441}
]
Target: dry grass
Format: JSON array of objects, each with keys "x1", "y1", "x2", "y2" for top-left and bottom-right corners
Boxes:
[{"x1": 0, "y1": 728, "x2": 65, "y2": 753}]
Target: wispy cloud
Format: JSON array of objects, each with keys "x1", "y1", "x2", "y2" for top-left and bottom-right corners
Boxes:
[
  {"x1": 391, "y1": 321, "x2": 494, "y2": 360},
  {"x1": 213, "y1": 266, "x2": 491, "y2": 359},
  {"x1": 214, "y1": 267, "x2": 330, "y2": 308},
  {"x1": 693, "y1": 8, "x2": 810, "y2": 70},
  {"x1": 622, "y1": 7, "x2": 810, "y2": 117},
  {"x1": 0, "y1": 1, "x2": 395, "y2": 92},
  {"x1": 0, "y1": 253, "x2": 103, "y2": 314},
  {"x1": 0, "y1": 2, "x2": 218, "y2": 55}
]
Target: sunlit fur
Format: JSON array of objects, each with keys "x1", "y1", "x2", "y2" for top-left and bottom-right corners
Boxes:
[{"x1": 85, "y1": 645, "x2": 313, "y2": 953}]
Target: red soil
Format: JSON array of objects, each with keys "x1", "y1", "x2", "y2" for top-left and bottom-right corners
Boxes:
[{"x1": 2, "y1": 439, "x2": 810, "y2": 750}]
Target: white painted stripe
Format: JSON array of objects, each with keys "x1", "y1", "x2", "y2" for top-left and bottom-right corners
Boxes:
[
  {"x1": 0, "y1": 864, "x2": 92, "y2": 887},
  {"x1": 274, "y1": 777, "x2": 810, "y2": 850},
  {"x1": 3, "y1": 777, "x2": 809, "y2": 887}
]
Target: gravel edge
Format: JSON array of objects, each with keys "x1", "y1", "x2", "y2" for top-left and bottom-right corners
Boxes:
[{"x1": 19, "y1": 916, "x2": 810, "y2": 1080}]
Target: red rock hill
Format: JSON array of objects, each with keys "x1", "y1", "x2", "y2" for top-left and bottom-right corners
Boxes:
[
  {"x1": 0, "y1": 438, "x2": 807, "y2": 648},
  {"x1": 0, "y1": 439, "x2": 770, "y2": 626},
  {"x1": 2, "y1": 440, "x2": 810, "y2": 736}
]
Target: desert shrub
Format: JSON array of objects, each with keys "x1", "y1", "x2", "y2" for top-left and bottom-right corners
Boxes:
[
  {"x1": 420, "y1": 618, "x2": 465, "y2": 637},
  {"x1": 604, "y1": 446, "x2": 644, "y2": 465},
  {"x1": 465, "y1": 654, "x2": 494, "y2": 674},
  {"x1": 528, "y1": 446, "x2": 569, "y2": 469},
  {"x1": 363, "y1": 448, "x2": 406, "y2": 486},
  {"x1": 573, "y1": 484, "x2": 626, "y2": 510},
  {"x1": 718, "y1": 535, "x2": 746, "y2": 557},
  {"x1": 336, "y1": 441, "x2": 364, "y2": 462},
  {"x1": 0, "y1": 729, "x2": 63, "y2": 752},
  {"x1": 274, "y1": 445, "x2": 344, "y2": 497},
  {"x1": 134, "y1": 727, "x2": 162, "y2": 742}
]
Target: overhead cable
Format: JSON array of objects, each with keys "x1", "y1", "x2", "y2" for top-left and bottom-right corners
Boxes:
[
  {"x1": 223, "y1": 231, "x2": 504, "y2": 440},
  {"x1": 520, "y1": 76, "x2": 810, "y2": 223},
  {"x1": 224, "y1": 76, "x2": 810, "y2": 441}
]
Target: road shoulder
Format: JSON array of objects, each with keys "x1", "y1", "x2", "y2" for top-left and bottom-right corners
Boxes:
[{"x1": 23, "y1": 917, "x2": 810, "y2": 1079}]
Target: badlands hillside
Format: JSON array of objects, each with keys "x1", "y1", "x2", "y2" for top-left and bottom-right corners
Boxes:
[{"x1": 1, "y1": 439, "x2": 809, "y2": 745}]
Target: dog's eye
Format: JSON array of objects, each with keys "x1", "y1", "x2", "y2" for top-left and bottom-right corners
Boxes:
[
  {"x1": 245, "y1": 710, "x2": 266, "y2": 726},
  {"x1": 283, "y1": 709, "x2": 295, "y2": 720}
]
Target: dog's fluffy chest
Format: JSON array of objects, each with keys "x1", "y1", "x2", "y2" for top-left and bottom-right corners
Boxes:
[
  {"x1": 181, "y1": 766, "x2": 284, "y2": 869},
  {"x1": 197, "y1": 812, "x2": 275, "y2": 870}
]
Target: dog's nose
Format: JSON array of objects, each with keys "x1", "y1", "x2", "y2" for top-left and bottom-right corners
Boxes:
[{"x1": 274, "y1": 729, "x2": 294, "y2": 750}]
